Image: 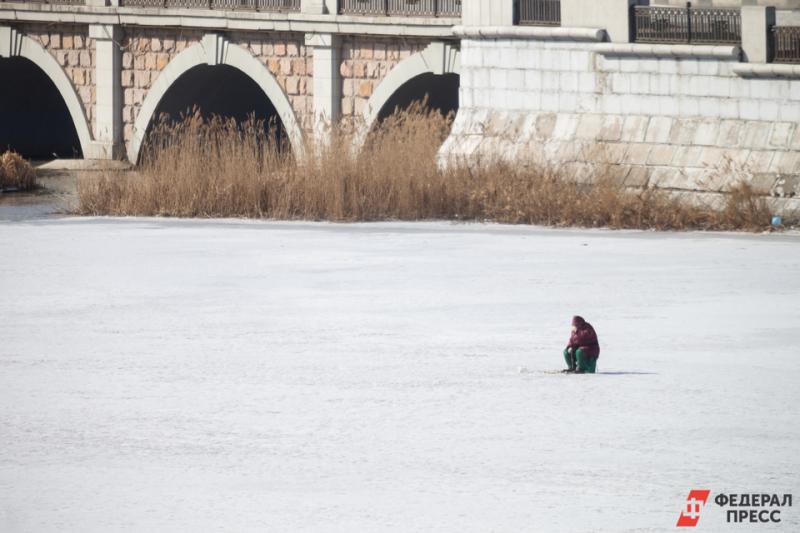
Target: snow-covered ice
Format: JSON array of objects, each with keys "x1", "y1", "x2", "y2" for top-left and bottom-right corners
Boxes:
[{"x1": 1, "y1": 218, "x2": 799, "y2": 532}]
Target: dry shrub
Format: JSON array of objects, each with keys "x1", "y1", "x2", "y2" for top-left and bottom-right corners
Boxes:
[
  {"x1": 0, "y1": 151, "x2": 37, "y2": 191},
  {"x1": 76, "y1": 108, "x2": 783, "y2": 231},
  {"x1": 718, "y1": 183, "x2": 772, "y2": 231}
]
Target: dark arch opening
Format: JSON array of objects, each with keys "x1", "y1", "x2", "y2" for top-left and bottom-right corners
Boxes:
[
  {"x1": 376, "y1": 72, "x2": 460, "y2": 123},
  {"x1": 0, "y1": 57, "x2": 82, "y2": 159},
  {"x1": 143, "y1": 64, "x2": 286, "y2": 156}
]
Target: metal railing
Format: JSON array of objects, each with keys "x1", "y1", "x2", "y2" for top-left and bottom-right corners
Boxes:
[
  {"x1": 340, "y1": 0, "x2": 460, "y2": 17},
  {"x1": 388, "y1": 0, "x2": 435, "y2": 16},
  {"x1": 517, "y1": 0, "x2": 560, "y2": 27},
  {"x1": 340, "y1": 0, "x2": 385, "y2": 15},
  {"x1": 772, "y1": 26, "x2": 800, "y2": 64},
  {"x1": 633, "y1": 3, "x2": 740, "y2": 45},
  {"x1": 435, "y1": 0, "x2": 459, "y2": 17},
  {"x1": 120, "y1": 0, "x2": 299, "y2": 10}
]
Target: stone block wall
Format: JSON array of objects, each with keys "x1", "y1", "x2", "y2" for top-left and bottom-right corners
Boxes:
[
  {"x1": 120, "y1": 28, "x2": 203, "y2": 144},
  {"x1": 339, "y1": 36, "x2": 429, "y2": 128},
  {"x1": 20, "y1": 24, "x2": 95, "y2": 137},
  {"x1": 230, "y1": 31, "x2": 314, "y2": 133},
  {"x1": 441, "y1": 37, "x2": 800, "y2": 206}
]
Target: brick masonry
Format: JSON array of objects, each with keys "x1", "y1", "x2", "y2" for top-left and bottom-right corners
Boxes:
[
  {"x1": 20, "y1": 24, "x2": 96, "y2": 138},
  {"x1": 120, "y1": 27, "x2": 202, "y2": 144},
  {"x1": 339, "y1": 36, "x2": 429, "y2": 129},
  {"x1": 441, "y1": 37, "x2": 800, "y2": 210}
]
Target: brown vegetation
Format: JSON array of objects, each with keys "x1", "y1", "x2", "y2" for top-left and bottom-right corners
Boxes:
[
  {"x1": 77, "y1": 109, "x2": 780, "y2": 231},
  {"x1": 0, "y1": 151, "x2": 37, "y2": 191}
]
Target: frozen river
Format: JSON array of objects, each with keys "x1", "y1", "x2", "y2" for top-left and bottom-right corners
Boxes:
[{"x1": 1, "y1": 217, "x2": 799, "y2": 531}]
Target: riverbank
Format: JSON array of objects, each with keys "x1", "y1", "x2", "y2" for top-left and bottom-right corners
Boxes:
[
  {"x1": 0, "y1": 159, "x2": 130, "y2": 221},
  {"x1": 74, "y1": 112, "x2": 798, "y2": 232}
]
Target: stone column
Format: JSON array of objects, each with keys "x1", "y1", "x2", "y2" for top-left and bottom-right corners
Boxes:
[
  {"x1": 462, "y1": 0, "x2": 515, "y2": 26},
  {"x1": 324, "y1": 0, "x2": 338, "y2": 14},
  {"x1": 88, "y1": 24, "x2": 122, "y2": 159},
  {"x1": 301, "y1": 0, "x2": 326, "y2": 14},
  {"x1": 561, "y1": 0, "x2": 637, "y2": 43},
  {"x1": 301, "y1": 0, "x2": 337, "y2": 14},
  {"x1": 741, "y1": 6, "x2": 776, "y2": 64},
  {"x1": 306, "y1": 33, "x2": 341, "y2": 141}
]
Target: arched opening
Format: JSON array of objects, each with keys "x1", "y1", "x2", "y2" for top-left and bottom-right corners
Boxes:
[
  {"x1": 0, "y1": 57, "x2": 82, "y2": 159},
  {"x1": 376, "y1": 72, "x2": 460, "y2": 124},
  {"x1": 143, "y1": 64, "x2": 286, "y2": 152}
]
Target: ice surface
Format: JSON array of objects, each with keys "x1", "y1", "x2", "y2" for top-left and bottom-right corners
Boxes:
[{"x1": 1, "y1": 218, "x2": 799, "y2": 532}]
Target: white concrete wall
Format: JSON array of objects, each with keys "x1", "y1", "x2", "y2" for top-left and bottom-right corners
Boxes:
[
  {"x1": 441, "y1": 36, "x2": 800, "y2": 204},
  {"x1": 561, "y1": 0, "x2": 637, "y2": 43},
  {"x1": 462, "y1": 0, "x2": 514, "y2": 26}
]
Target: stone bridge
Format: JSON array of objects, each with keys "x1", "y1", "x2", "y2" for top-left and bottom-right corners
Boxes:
[{"x1": 0, "y1": 0, "x2": 462, "y2": 161}]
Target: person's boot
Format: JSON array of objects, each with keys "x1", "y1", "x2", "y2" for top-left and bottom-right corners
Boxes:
[{"x1": 563, "y1": 350, "x2": 576, "y2": 373}]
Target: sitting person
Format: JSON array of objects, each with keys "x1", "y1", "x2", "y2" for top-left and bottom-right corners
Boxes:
[{"x1": 563, "y1": 316, "x2": 600, "y2": 373}]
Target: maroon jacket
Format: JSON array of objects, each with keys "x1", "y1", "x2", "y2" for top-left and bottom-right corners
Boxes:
[{"x1": 567, "y1": 316, "x2": 600, "y2": 359}]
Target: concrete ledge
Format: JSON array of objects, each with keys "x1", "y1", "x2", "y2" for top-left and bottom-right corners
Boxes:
[
  {"x1": 595, "y1": 43, "x2": 741, "y2": 60},
  {"x1": 453, "y1": 25, "x2": 605, "y2": 42},
  {"x1": 36, "y1": 159, "x2": 132, "y2": 171},
  {"x1": 733, "y1": 63, "x2": 800, "y2": 79}
]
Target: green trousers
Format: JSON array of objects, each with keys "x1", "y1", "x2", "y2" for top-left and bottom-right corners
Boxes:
[{"x1": 563, "y1": 348, "x2": 597, "y2": 373}]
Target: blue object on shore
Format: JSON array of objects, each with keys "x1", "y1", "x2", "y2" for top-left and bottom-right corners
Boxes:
[{"x1": 772, "y1": 216, "x2": 782, "y2": 227}]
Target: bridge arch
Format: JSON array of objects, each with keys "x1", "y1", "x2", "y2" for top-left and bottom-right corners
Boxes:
[
  {"x1": 357, "y1": 41, "x2": 460, "y2": 149},
  {"x1": 0, "y1": 26, "x2": 92, "y2": 157},
  {"x1": 128, "y1": 34, "x2": 305, "y2": 163}
]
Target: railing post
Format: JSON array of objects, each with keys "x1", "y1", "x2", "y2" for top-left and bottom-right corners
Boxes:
[
  {"x1": 741, "y1": 6, "x2": 775, "y2": 63},
  {"x1": 561, "y1": 0, "x2": 637, "y2": 42},
  {"x1": 686, "y1": 1, "x2": 692, "y2": 44}
]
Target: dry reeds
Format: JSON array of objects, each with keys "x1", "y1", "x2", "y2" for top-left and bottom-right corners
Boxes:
[
  {"x1": 76, "y1": 108, "x2": 783, "y2": 231},
  {"x1": 0, "y1": 151, "x2": 37, "y2": 191}
]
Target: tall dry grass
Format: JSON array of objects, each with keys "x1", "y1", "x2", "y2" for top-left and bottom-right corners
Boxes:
[
  {"x1": 77, "y1": 108, "x2": 779, "y2": 231},
  {"x1": 0, "y1": 151, "x2": 37, "y2": 191}
]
